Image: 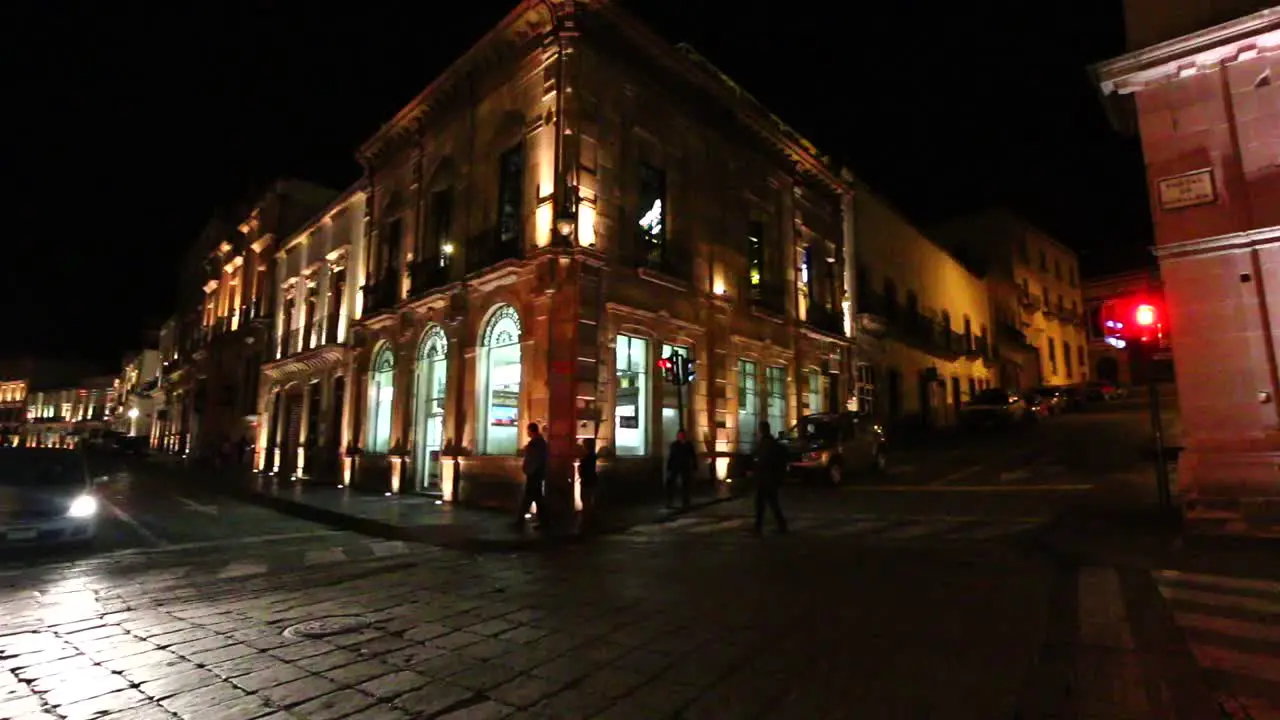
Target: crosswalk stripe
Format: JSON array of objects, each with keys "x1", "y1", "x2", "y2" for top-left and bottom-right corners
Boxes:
[
  {"x1": 1173, "y1": 611, "x2": 1280, "y2": 644},
  {"x1": 369, "y1": 540, "x2": 410, "y2": 556},
  {"x1": 873, "y1": 519, "x2": 966, "y2": 540},
  {"x1": 1154, "y1": 570, "x2": 1280, "y2": 595},
  {"x1": 809, "y1": 520, "x2": 896, "y2": 537},
  {"x1": 685, "y1": 519, "x2": 751, "y2": 534},
  {"x1": 946, "y1": 522, "x2": 1038, "y2": 540},
  {"x1": 1189, "y1": 644, "x2": 1280, "y2": 684},
  {"x1": 216, "y1": 561, "x2": 269, "y2": 579},
  {"x1": 303, "y1": 548, "x2": 348, "y2": 565},
  {"x1": 1156, "y1": 586, "x2": 1280, "y2": 615}
]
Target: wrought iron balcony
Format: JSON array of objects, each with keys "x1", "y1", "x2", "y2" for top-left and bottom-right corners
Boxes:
[
  {"x1": 804, "y1": 304, "x2": 845, "y2": 336},
  {"x1": 465, "y1": 231, "x2": 522, "y2": 275},
  {"x1": 361, "y1": 275, "x2": 400, "y2": 316},
  {"x1": 749, "y1": 279, "x2": 787, "y2": 315},
  {"x1": 408, "y1": 259, "x2": 452, "y2": 297}
]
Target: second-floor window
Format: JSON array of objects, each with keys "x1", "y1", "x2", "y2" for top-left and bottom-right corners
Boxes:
[
  {"x1": 432, "y1": 188, "x2": 454, "y2": 268},
  {"x1": 747, "y1": 221, "x2": 764, "y2": 291},
  {"x1": 637, "y1": 162, "x2": 666, "y2": 268},
  {"x1": 497, "y1": 144, "x2": 524, "y2": 245},
  {"x1": 1048, "y1": 337, "x2": 1058, "y2": 375},
  {"x1": 379, "y1": 217, "x2": 403, "y2": 280},
  {"x1": 963, "y1": 316, "x2": 973, "y2": 351},
  {"x1": 326, "y1": 266, "x2": 346, "y2": 345}
]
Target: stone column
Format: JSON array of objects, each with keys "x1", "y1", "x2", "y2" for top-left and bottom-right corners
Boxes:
[{"x1": 543, "y1": 256, "x2": 598, "y2": 519}]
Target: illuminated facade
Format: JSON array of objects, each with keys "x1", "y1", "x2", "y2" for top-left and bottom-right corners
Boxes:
[
  {"x1": 854, "y1": 191, "x2": 996, "y2": 431},
  {"x1": 1094, "y1": 3, "x2": 1280, "y2": 533},
  {"x1": 111, "y1": 349, "x2": 161, "y2": 439},
  {"x1": 24, "y1": 377, "x2": 115, "y2": 448},
  {"x1": 0, "y1": 379, "x2": 27, "y2": 427},
  {"x1": 1083, "y1": 268, "x2": 1170, "y2": 387},
  {"x1": 345, "y1": 0, "x2": 854, "y2": 510},
  {"x1": 161, "y1": 180, "x2": 337, "y2": 460},
  {"x1": 257, "y1": 182, "x2": 368, "y2": 481},
  {"x1": 933, "y1": 209, "x2": 1089, "y2": 390}
]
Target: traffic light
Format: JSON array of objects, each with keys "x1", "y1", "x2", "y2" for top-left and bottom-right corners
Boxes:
[
  {"x1": 657, "y1": 357, "x2": 676, "y2": 384},
  {"x1": 681, "y1": 356, "x2": 696, "y2": 384},
  {"x1": 1101, "y1": 296, "x2": 1166, "y2": 348}
]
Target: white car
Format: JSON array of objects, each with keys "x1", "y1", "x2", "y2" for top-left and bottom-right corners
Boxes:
[{"x1": 0, "y1": 448, "x2": 101, "y2": 547}]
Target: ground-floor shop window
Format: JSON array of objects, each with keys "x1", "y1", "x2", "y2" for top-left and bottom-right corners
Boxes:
[
  {"x1": 660, "y1": 343, "x2": 689, "y2": 446},
  {"x1": 367, "y1": 344, "x2": 395, "y2": 454},
  {"x1": 615, "y1": 335, "x2": 649, "y2": 456},
  {"x1": 480, "y1": 305, "x2": 521, "y2": 455},
  {"x1": 737, "y1": 359, "x2": 758, "y2": 452},
  {"x1": 806, "y1": 369, "x2": 825, "y2": 415},
  {"x1": 766, "y1": 366, "x2": 786, "y2": 437},
  {"x1": 856, "y1": 363, "x2": 876, "y2": 415}
]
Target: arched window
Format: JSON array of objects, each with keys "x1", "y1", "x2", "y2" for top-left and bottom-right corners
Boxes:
[
  {"x1": 366, "y1": 344, "x2": 395, "y2": 454},
  {"x1": 413, "y1": 326, "x2": 449, "y2": 492},
  {"x1": 479, "y1": 305, "x2": 522, "y2": 455}
]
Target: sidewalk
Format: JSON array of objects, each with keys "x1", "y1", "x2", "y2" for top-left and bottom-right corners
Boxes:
[{"x1": 180, "y1": 461, "x2": 741, "y2": 552}]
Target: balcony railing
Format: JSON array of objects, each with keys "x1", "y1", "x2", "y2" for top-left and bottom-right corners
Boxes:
[
  {"x1": 408, "y1": 259, "x2": 452, "y2": 297},
  {"x1": 361, "y1": 275, "x2": 400, "y2": 317},
  {"x1": 804, "y1": 304, "x2": 844, "y2": 335},
  {"x1": 636, "y1": 241, "x2": 692, "y2": 284},
  {"x1": 465, "y1": 230, "x2": 522, "y2": 275},
  {"x1": 750, "y1": 279, "x2": 787, "y2": 315},
  {"x1": 324, "y1": 311, "x2": 342, "y2": 345}
]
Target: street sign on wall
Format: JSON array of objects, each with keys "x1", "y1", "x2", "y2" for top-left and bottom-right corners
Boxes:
[{"x1": 1156, "y1": 169, "x2": 1216, "y2": 210}]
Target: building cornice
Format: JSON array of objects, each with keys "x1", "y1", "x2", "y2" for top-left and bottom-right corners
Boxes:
[
  {"x1": 1094, "y1": 6, "x2": 1280, "y2": 95},
  {"x1": 279, "y1": 179, "x2": 369, "y2": 256},
  {"x1": 1154, "y1": 224, "x2": 1280, "y2": 261}
]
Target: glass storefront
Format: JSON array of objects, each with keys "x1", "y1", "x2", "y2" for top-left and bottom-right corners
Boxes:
[
  {"x1": 766, "y1": 366, "x2": 786, "y2": 438},
  {"x1": 615, "y1": 335, "x2": 648, "y2": 456},
  {"x1": 481, "y1": 306, "x2": 521, "y2": 455},
  {"x1": 738, "y1": 359, "x2": 758, "y2": 452},
  {"x1": 414, "y1": 326, "x2": 448, "y2": 492},
  {"x1": 367, "y1": 345, "x2": 394, "y2": 454}
]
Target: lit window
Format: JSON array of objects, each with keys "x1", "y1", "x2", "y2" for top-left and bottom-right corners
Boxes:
[
  {"x1": 479, "y1": 305, "x2": 522, "y2": 455},
  {"x1": 737, "y1": 360, "x2": 758, "y2": 452},
  {"x1": 807, "y1": 369, "x2": 825, "y2": 415},
  {"x1": 413, "y1": 326, "x2": 449, "y2": 492},
  {"x1": 766, "y1": 367, "x2": 786, "y2": 438},
  {"x1": 747, "y1": 221, "x2": 764, "y2": 289},
  {"x1": 637, "y1": 163, "x2": 666, "y2": 268},
  {"x1": 660, "y1": 343, "x2": 690, "y2": 446},
  {"x1": 614, "y1": 335, "x2": 649, "y2": 456},
  {"x1": 366, "y1": 344, "x2": 395, "y2": 454}
]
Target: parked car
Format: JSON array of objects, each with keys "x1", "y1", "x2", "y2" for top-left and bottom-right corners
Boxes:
[
  {"x1": 1031, "y1": 387, "x2": 1068, "y2": 415},
  {"x1": 781, "y1": 412, "x2": 887, "y2": 485},
  {"x1": 1085, "y1": 382, "x2": 1125, "y2": 401},
  {"x1": 0, "y1": 448, "x2": 101, "y2": 548},
  {"x1": 961, "y1": 389, "x2": 1031, "y2": 427},
  {"x1": 1023, "y1": 392, "x2": 1053, "y2": 420}
]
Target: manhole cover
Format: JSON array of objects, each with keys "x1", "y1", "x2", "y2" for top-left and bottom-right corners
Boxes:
[{"x1": 282, "y1": 616, "x2": 371, "y2": 639}]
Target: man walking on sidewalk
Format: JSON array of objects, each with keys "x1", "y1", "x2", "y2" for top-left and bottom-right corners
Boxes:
[
  {"x1": 516, "y1": 422, "x2": 548, "y2": 526},
  {"x1": 753, "y1": 420, "x2": 788, "y2": 534},
  {"x1": 666, "y1": 429, "x2": 696, "y2": 510}
]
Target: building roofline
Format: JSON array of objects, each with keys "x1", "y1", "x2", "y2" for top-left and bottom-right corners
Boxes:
[
  {"x1": 278, "y1": 178, "x2": 370, "y2": 256},
  {"x1": 1092, "y1": 6, "x2": 1280, "y2": 95}
]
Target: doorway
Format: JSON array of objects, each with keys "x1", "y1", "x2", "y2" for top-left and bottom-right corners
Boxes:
[{"x1": 414, "y1": 326, "x2": 449, "y2": 493}]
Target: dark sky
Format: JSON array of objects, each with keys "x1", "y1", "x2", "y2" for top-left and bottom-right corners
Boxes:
[{"x1": 3, "y1": 1, "x2": 1150, "y2": 369}]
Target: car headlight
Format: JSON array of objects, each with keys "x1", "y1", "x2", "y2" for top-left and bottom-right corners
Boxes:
[{"x1": 66, "y1": 494, "x2": 98, "y2": 518}]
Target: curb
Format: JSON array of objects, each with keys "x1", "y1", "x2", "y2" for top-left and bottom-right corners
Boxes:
[{"x1": 216, "y1": 480, "x2": 742, "y2": 553}]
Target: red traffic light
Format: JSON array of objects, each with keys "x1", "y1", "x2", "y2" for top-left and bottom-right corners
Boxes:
[{"x1": 1134, "y1": 303, "x2": 1156, "y2": 327}]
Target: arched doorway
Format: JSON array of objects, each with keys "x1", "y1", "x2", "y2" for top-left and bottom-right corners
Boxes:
[
  {"x1": 1096, "y1": 356, "x2": 1119, "y2": 385},
  {"x1": 366, "y1": 343, "x2": 395, "y2": 454},
  {"x1": 413, "y1": 326, "x2": 448, "y2": 493},
  {"x1": 478, "y1": 305, "x2": 521, "y2": 455}
]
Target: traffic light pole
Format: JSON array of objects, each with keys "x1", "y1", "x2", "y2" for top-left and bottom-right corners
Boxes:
[
  {"x1": 673, "y1": 349, "x2": 686, "y2": 433},
  {"x1": 1143, "y1": 345, "x2": 1172, "y2": 508}
]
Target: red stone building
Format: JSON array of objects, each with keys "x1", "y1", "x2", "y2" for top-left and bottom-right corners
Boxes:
[
  {"x1": 345, "y1": 0, "x2": 855, "y2": 512},
  {"x1": 1094, "y1": 3, "x2": 1280, "y2": 533}
]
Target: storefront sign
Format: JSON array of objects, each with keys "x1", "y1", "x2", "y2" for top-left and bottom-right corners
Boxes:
[{"x1": 1157, "y1": 169, "x2": 1216, "y2": 210}]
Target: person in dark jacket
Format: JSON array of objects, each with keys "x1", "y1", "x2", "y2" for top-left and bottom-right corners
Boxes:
[
  {"x1": 753, "y1": 421, "x2": 788, "y2": 533},
  {"x1": 517, "y1": 422, "x2": 547, "y2": 525},
  {"x1": 666, "y1": 429, "x2": 696, "y2": 509},
  {"x1": 578, "y1": 437, "x2": 599, "y2": 527}
]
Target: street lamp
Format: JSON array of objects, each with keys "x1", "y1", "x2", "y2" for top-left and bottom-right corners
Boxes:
[
  {"x1": 126, "y1": 407, "x2": 139, "y2": 420},
  {"x1": 127, "y1": 407, "x2": 139, "y2": 438}
]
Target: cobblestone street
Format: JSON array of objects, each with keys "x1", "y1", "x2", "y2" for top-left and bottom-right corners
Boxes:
[{"x1": 1, "y1": 526, "x2": 1054, "y2": 719}]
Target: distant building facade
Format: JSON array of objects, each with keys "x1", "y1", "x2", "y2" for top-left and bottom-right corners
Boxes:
[
  {"x1": 1094, "y1": 3, "x2": 1280, "y2": 534},
  {"x1": 24, "y1": 376, "x2": 115, "y2": 448},
  {"x1": 257, "y1": 182, "x2": 368, "y2": 482},
  {"x1": 854, "y1": 191, "x2": 996, "y2": 434},
  {"x1": 341, "y1": 0, "x2": 854, "y2": 510},
  {"x1": 160, "y1": 180, "x2": 337, "y2": 460},
  {"x1": 111, "y1": 349, "x2": 161, "y2": 439},
  {"x1": 933, "y1": 209, "x2": 1089, "y2": 391},
  {"x1": 1082, "y1": 268, "x2": 1169, "y2": 387}
]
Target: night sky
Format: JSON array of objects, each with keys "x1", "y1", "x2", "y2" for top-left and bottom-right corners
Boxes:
[{"x1": 4, "y1": 1, "x2": 1150, "y2": 370}]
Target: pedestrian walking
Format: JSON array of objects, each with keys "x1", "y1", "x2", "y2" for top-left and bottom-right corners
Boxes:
[
  {"x1": 666, "y1": 429, "x2": 696, "y2": 510},
  {"x1": 753, "y1": 420, "x2": 788, "y2": 534},
  {"x1": 578, "y1": 437, "x2": 600, "y2": 528},
  {"x1": 516, "y1": 422, "x2": 548, "y2": 526}
]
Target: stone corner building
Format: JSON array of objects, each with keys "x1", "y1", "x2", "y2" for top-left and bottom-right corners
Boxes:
[
  {"x1": 1093, "y1": 1, "x2": 1280, "y2": 534},
  {"x1": 335, "y1": 0, "x2": 856, "y2": 512}
]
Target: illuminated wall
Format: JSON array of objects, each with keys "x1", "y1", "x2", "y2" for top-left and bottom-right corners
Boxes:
[{"x1": 856, "y1": 192, "x2": 995, "y2": 425}]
